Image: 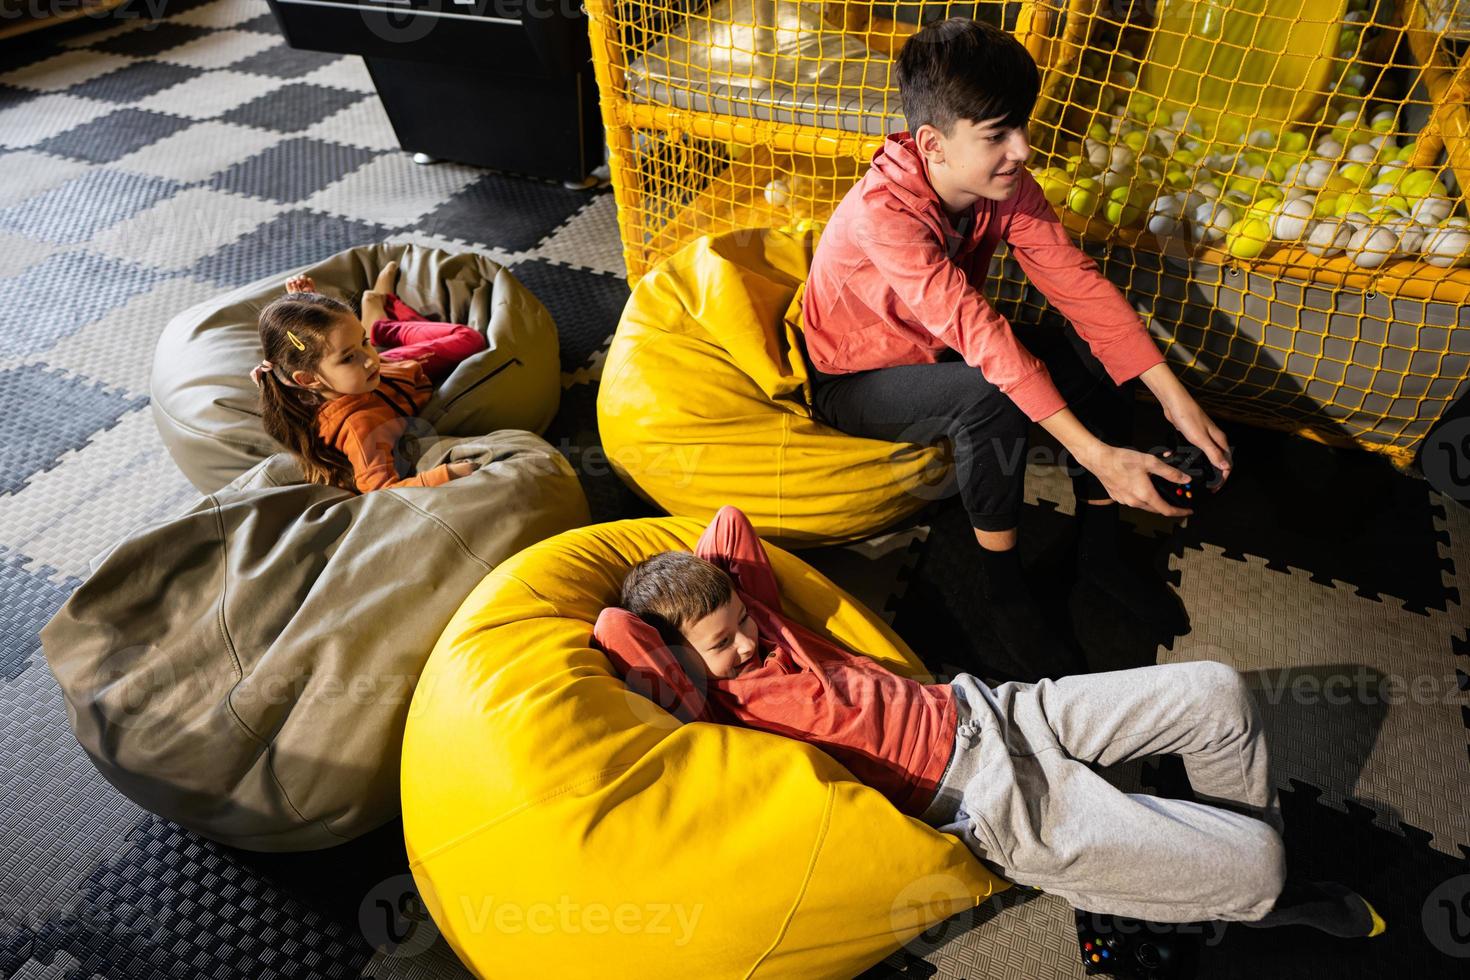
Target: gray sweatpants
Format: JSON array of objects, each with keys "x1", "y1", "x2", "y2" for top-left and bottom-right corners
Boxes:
[{"x1": 919, "y1": 661, "x2": 1286, "y2": 923}]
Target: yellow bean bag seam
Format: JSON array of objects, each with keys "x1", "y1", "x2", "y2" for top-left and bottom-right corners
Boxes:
[
  {"x1": 753, "y1": 779, "x2": 835, "y2": 975},
  {"x1": 409, "y1": 763, "x2": 640, "y2": 869}
]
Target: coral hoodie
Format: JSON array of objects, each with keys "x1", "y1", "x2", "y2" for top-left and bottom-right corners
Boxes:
[{"x1": 801, "y1": 133, "x2": 1164, "y2": 421}]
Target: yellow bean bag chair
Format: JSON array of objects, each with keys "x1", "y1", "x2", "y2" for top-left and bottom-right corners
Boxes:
[
  {"x1": 401, "y1": 518, "x2": 1005, "y2": 979},
  {"x1": 597, "y1": 229, "x2": 947, "y2": 547}
]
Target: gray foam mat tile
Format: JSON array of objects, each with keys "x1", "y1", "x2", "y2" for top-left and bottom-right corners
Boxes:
[
  {"x1": 0, "y1": 547, "x2": 78, "y2": 681},
  {"x1": 1, "y1": 250, "x2": 175, "y2": 358},
  {"x1": 862, "y1": 889, "x2": 1086, "y2": 980},
  {"x1": 1161, "y1": 542, "x2": 1470, "y2": 856},
  {"x1": 82, "y1": 21, "x2": 215, "y2": 58},
  {"x1": 0, "y1": 406, "x2": 201, "y2": 586},
  {"x1": 0, "y1": 367, "x2": 148, "y2": 497},
  {"x1": 225, "y1": 41, "x2": 340, "y2": 80},
  {"x1": 0, "y1": 168, "x2": 181, "y2": 245}
]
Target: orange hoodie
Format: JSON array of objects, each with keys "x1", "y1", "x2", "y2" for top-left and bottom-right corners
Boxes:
[
  {"x1": 802, "y1": 132, "x2": 1165, "y2": 422},
  {"x1": 314, "y1": 360, "x2": 453, "y2": 493}
]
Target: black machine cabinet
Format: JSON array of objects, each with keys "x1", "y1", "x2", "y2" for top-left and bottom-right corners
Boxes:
[{"x1": 264, "y1": 0, "x2": 603, "y2": 183}]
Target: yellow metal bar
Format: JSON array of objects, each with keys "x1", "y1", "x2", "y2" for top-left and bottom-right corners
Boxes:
[
  {"x1": 584, "y1": 0, "x2": 648, "y2": 282},
  {"x1": 619, "y1": 101, "x2": 885, "y2": 161}
]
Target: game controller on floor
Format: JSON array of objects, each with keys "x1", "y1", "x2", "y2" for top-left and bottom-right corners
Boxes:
[
  {"x1": 1075, "y1": 910, "x2": 1202, "y2": 979},
  {"x1": 1150, "y1": 444, "x2": 1224, "y2": 510}
]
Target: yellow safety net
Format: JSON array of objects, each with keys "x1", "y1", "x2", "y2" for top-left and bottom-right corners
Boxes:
[{"x1": 586, "y1": 0, "x2": 1470, "y2": 464}]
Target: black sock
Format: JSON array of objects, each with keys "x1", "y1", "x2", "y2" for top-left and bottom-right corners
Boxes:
[
  {"x1": 1245, "y1": 879, "x2": 1383, "y2": 938},
  {"x1": 1074, "y1": 504, "x2": 1188, "y2": 634},
  {"x1": 976, "y1": 546, "x2": 1083, "y2": 678}
]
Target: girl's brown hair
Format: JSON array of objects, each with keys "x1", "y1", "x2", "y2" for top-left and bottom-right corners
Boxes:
[{"x1": 255, "y1": 292, "x2": 358, "y2": 491}]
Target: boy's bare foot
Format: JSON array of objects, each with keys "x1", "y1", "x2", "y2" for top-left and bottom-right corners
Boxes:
[
  {"x1": 372, "y1": 260, "x2": 399, "y2": 296},
  {"x1": 285, "y1": 274, "x2": 316, "y2": 294}
]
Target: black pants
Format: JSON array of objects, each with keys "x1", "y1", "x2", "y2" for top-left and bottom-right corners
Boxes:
[{"x1": 808, "y1": 321, "x2": 1133, "y2": 531}]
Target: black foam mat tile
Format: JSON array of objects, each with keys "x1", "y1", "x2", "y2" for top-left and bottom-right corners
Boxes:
[
  {"x1": 82, "y1": 20, "x2": 213, "y2": 57},
  {"x1": 219, "y1": 81, "x2": 367, "y2": 135},
  {"x1": 207, "y1": 135, "x2": 378, "y2": 204},
  {"x1": 1175, "y1": 426, "x2": 1456, "y2": 614},
  {"x1": 66, "y1": 60, "x2": 202, "y2": 103},
  {"x1": 506, "y1": 257, "x2": 630, "y2": 374},
  {"x1": 35, "y1": 107, "x2": 194, "y2": 163},
  {"x1": 417, "y1": 174, "x2": 596, "y2": 253}
]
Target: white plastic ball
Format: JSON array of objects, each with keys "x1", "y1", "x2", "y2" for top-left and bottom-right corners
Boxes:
[
  {"x1": 1271, "y1": 197, "x2": 1316, "y2": 241},
  {"x1": 763, "y1": 179, "x2": 790, "y2": 207},
  {"x1": 1347, "y1": 224, "x2": 1399, "y2": 268},
  {"x1": 1305, "y1": 219, "x2": 1352, "y2": 257},
  {"x1": 1192, "y1": 201, "x2": 1235, "y2": 242},
  {"x1": 1411, "y1": 196, "x2": 1454, "y2": 225},
  {"x1": 1423, "y1": 227, "x2": 1470, "y2": 267}
]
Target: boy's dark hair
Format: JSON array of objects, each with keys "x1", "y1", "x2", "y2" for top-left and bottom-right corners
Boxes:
[
  {"x1": 621, "y1": 551, "x2": 733, "y2": 645},
  {"x1": 255, "y1": 292, "x2": 359, "y2": 492},
  {"x1": 896, "y1": 17, "x2": 1041, "y2": 137}
]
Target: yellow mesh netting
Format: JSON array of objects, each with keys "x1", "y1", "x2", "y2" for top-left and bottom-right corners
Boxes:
[{"x1": 586, "y1": 0, "x2": 1470, "y2": 463}]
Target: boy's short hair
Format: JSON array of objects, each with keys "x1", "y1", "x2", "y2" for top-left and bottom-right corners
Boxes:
[
  {"x1": 621, "y1": 551, "x2": 733, "y2": 643},
  {"x1": 896, "y1": 17, "x2": 1040, "y2": 137}
]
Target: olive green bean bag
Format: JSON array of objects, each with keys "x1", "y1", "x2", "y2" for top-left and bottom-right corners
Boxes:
[{"x1": 42, "y1": 430, "x2": 589, "y2": 851}]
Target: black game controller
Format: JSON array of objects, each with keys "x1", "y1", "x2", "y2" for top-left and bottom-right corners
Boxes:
[
  {"x1": 1150, "y1": 444, "x2": 1222, "y2": 510},
  {"x1": 1076, "y1": 910, "x2": 1201, "y2": 979}
]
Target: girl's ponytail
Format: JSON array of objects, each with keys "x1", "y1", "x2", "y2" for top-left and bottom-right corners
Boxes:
[{"x1": 255, "y1": 293, "x2": 359, "y2": 492}]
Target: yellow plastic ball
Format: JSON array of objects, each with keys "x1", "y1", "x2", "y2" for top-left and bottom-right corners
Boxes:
[
  {"x1": 1226, "y1": 216, "x2": 1273, "y2": 258},
  {"x1": 1067, "y1": 178, "x2": 1103, "y2": 217},
  {"x1": 1279, "y1": 132, "x2": 1309, "y2": 153}
]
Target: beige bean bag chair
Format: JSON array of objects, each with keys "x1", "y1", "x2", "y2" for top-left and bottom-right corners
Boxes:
[
  {"x1": 151, "y1": 242, "x2": 560, "y2": 493},
  {"x1": 42, "y1": 431, "x2": 589, "y2": 851}
]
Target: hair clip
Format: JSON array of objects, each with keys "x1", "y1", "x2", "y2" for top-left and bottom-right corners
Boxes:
[{"x1": 286, "y1": 330, "x2": 306, "y2": 351}]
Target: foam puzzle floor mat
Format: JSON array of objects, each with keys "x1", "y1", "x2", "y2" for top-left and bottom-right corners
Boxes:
[{"x1": 3, "y1": 3, "x2": 1469, "y2": 978}]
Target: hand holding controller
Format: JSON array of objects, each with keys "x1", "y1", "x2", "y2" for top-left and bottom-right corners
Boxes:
[{"x1": 1150, "y1": 444, "x2": 1222, "y2": 511}]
